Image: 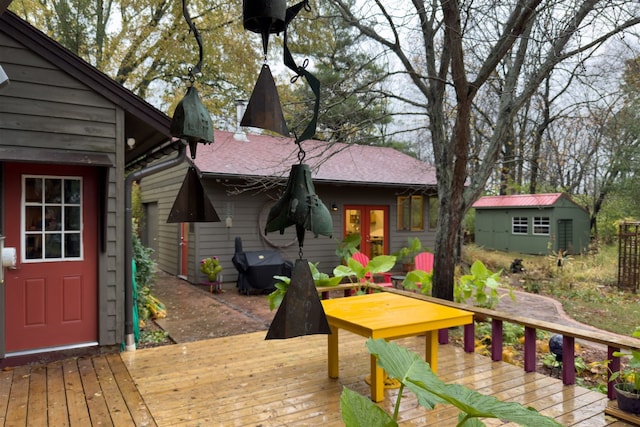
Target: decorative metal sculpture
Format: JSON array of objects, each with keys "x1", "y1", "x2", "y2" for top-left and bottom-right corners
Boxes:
[
  {"x1": 265, "y1": 258, "x2": 331, "y2": 339},
  {"x1": 265, "y1": 162, "x2": 333, "y2": 247},
  {"x1": 167, "y1": 0, "x2": 220, "y2": 223},
  {"x1": 264, "y1": 143, "x2": 332, "y2": 339},
  {"x1": 170, "y1": 0, "x2": 214, "y2": 159},
  {"x1": 241, "y1": 0, "x2": 320, "y2": 143},
  {"x1": 167, "y1": 167, "x2": 220, "y2": 223}
]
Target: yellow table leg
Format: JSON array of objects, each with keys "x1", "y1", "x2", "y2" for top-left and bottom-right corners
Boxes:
[
  {"x1": 328, "y1": 325, "x2": 339, "y2": 378},
  {"x1": 370, "y1": 354, "x2": 384, "y2": 402},
  {"x1": 425, "y1": 331, "x2": 439, "y2": 374}
]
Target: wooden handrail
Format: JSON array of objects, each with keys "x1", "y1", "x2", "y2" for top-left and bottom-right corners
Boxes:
[{"x1": 318, "y1": 283, "x2": 640, "y2": 400}]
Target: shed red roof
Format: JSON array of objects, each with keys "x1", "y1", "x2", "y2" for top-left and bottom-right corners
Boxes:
[
  {"x1": 193, "y1": 130, "x2": 437, "y2": 187},
  {"x1": 472, "y1": 193, "x2": 565, "y2": 208}
]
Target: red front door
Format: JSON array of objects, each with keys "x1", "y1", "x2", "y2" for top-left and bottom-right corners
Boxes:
[{"x1": 4, "y1": 163, "x2": 98, "y2": 353}]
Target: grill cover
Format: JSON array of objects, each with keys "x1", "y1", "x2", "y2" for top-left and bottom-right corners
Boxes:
[{"x1": 232, "y1": 250, "x2": 292, "y2": 294}]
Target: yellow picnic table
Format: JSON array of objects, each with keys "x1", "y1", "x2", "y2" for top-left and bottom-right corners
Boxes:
[{"x1": 321, "y1": 292, "x2": 473, "y2": 402}]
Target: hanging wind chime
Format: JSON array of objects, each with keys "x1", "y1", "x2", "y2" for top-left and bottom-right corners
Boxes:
[
  {"x1": 167, "y1": 0, "x2": 220, "y2": 224},
  {"x1": 241, "y1": 0, "x2": 331, "y2": 339}
]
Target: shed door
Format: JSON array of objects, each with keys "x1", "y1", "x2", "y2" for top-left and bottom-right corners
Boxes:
[
  {"x1": 4, "y1": 163, "x2": 98, "y2": 353},
  {"x1": 557, "y1": 219, "x2": 574, "y2": 254}
]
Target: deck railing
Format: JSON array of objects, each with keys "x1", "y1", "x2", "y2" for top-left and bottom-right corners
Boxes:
[{"x1": 317, "y1": 282, "x2": 640, "y2": 400}]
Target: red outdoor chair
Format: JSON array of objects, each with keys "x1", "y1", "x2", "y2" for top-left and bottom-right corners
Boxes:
[
  {"x1": 414, "y1": 252, "x2": 434, "y2": 273},
  {"x1": 351, "y1": 252, "x2": 393, "y2": 289}
]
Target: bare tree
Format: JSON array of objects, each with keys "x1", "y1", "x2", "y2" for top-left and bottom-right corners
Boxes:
[{"x1": 328, "y1": 0, "x2": 640, "y2": 300}]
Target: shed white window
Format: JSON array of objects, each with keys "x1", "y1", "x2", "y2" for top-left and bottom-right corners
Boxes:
[
  {"x1": 512, "y1": 217, "x2": 528, "y2": 234},
  {"x1": 22, "y1": 176, "x2": 83, "y2": 262},
  {"x1": 533, "y1": 217, "x2": 550, "y2": 235}
]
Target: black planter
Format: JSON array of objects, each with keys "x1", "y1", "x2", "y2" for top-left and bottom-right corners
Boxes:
[{"x1": 615, "y1": 383, "x2": 640, "y2": 415}]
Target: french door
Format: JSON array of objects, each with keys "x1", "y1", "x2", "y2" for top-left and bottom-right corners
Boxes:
[{"x1": 343, "y1": 205, "x2": 389, "y2": 259}]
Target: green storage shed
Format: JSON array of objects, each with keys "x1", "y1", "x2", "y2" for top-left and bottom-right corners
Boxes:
[{"x1": 472, "y1": 193, "x2": 590, "y2": 255}]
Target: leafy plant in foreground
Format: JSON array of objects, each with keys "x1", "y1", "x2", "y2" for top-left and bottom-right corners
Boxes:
[{"x1": 340, "y1": 339, "x2": 562, "y2": 427}]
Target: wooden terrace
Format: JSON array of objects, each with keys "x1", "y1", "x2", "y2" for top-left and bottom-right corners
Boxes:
[{"x1": 0, "y1": 326, "x2": 635, "y2": 426}]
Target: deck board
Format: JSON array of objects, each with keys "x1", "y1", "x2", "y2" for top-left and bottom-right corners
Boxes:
[{"x1": 0, "y1": 330, "x2": 636, "y2": 426}]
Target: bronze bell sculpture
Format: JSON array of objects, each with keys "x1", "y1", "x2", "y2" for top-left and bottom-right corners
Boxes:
[
  {"x1": 170, "y1": 0, "x2": 213, "y2": 159},
  {"x1": 242, "y1": 0, "x2": 287, "y2": 55},
  {"x1": 170, "y1": 85, "x2": 214, "y2": 159},
  {"x1": 241, "y1": 0, "x2": 319, "y2": 143},
  {"x1": 265, "y1": 163, "x2": 333, "y2": 247},
  {"x1": 265, "y1": 257, "x2": 331, "y2": 339}
]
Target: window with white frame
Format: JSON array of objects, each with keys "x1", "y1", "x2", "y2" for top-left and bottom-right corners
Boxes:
[
  {"x1": 512, "y1": 217, "x2": 528, "y2": 234},
  {"x1": 533, "y1": 216, "x2": 550, "y2": 235},
  {"x1": 23, "y1": 176, "x2": 83, "y2": 261}
]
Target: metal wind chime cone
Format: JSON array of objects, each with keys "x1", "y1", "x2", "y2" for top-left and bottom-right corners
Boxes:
[
  {"x1": 265, "y1": 258, "x2": 331, "y2": 339},
  {"x1": 241, "y1": 0, "x2": 289, "y2": 136},
  {"x1": 241, "y1": 64, "x2": 289, "y2": 136},
  {"x1": 265, "y1": 163, "x2": 333, "y2": 247},
  {"x1": 167, "y1": 167, "x2": 220, "y2": 223},
  {"x1": 241, "y1": 0, "x2": 319, "y2": 142}
]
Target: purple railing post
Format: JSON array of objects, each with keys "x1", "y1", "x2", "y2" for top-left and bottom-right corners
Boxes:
[
  {"x1": 562, "y1": 336, "x2": 576, "y2": 385},
  {"x1": 438, "y1": 328, "x2": 449, "y2": 344},
  {"x1": 608, "y1": 346, "x2": 620, "y2": 400},
  {"x1": 524, "y1": 326, "x2": 537, "y2": 372},
  {"x1": 491, "y1": 319, "x2": 503, "y2": 362},
  {"x1": 464, "y1": 323, "x2": 475, "y2": 353}
]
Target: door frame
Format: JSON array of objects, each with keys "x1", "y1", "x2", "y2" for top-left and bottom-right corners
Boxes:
[{"x1": 343, "y1": 205, "x2": 389, "y2": 258}]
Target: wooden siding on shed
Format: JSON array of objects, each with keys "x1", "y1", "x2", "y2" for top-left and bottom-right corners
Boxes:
[{"x1": 0, "y1": 31, "x2": 123, "y2": 346}]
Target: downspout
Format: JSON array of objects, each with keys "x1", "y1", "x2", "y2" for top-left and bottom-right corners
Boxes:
[{"x1": 124, "y1": 142, "x2": 187, "y2": 351}]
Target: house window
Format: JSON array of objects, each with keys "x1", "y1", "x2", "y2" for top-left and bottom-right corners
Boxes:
[
  {"x1": 512, "y1": 217, "x2": 528, "y2": 234},
  {"x1": 533, "y1": 217, "x2": 550, "y2": 235},
  {"x1": 23, "y1": 176, "x2": 83, "y2": 261},
  {"x1": 397, "y1": 195, "x2": 423, "y2": 231},
  {"x1": 427, "y1": 196, "x2": 438, "y2": 230}
]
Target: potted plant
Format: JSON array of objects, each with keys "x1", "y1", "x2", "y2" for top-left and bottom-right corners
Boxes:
[
  {"x1": 393, "y1": 237, "x2": 425, "y2": 272},
  {"x1": 200, "y1": 256, "x2": 223, "y2": 293},
  {"x1": 267, "y1": 262, "x2": 342, "y2": 310},
  {"x1": 336, "y1": 234, "x2": 361, "y2": 264},
  {"x1": 611, "y1": 326, "x2": 640, "y2": 414}
]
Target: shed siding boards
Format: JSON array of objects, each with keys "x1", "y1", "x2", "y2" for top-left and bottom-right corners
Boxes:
[
  {"x1": 0, "y1": 31, "x2": 123, "y2": 345},
  {"x1": 473, "y1": 194, "x2": 590, "y2": 255},
  {"x1": 141, "y1": 165, "x2": 435, "y2": 283}
]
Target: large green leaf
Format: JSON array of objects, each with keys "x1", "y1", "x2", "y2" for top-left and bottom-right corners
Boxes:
[
  {"x1": 366, "y1": 339, "x2": 562, "y2": 427},
  {"x1": 340, "y1": 387, "x2": 397, "y2": 427},
  {"x1": 367, "y1": 255, "x2": 396, "y2": 274}
]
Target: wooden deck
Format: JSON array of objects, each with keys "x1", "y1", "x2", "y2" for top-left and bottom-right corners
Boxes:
[{"x1": 1, "y1": 330, "x2": 636, "y2": 426}]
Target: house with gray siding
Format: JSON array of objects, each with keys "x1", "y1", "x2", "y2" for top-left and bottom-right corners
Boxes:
[
  {"x1": 472, "y1": 193, "x2": 591, "y2": 255},
  {"x1": 0, "y1": 10, "x2": 176, "y2": 358},
  {"x1": 140, "y1": 130, "x2": 439, "y2": 285}
]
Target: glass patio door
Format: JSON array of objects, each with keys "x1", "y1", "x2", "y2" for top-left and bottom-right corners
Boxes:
[{"x1": 344, "y1": 205, "x2": 389, "y2": 259}]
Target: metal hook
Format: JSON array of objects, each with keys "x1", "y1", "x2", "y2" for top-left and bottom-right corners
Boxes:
[
  {"x1": 181, "y1": 0, "x2": 204, "y2": 78},
  {"x1": 296, "y1": 141, "x2": 306, "y2": 163}
]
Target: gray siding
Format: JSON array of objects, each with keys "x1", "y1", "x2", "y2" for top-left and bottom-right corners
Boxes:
[
  {"x1": 141, "y1": 164, "x2": 437, "y2": 284},
  {"x1": 474, "y1": 202, "x2": 590, "y2": 255},
  {"x1": 0, "y1": 31, "x2": 123, "y2": 346}
]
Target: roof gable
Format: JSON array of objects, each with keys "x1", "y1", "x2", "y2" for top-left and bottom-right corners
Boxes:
[
  {"x1": 194, "y1": 130, "x2": 437, "y2": 187},
  {"x1": 0, "y1": 11, "x2": 172, "y2": 165}
]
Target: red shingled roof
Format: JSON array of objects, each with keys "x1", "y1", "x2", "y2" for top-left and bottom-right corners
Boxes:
[
  {"x1": 193, "y1": 130, "x2": 436, "y2": 187},
  {"x1": 472, "y1": 193, "x2": 565, "y2": 208}
]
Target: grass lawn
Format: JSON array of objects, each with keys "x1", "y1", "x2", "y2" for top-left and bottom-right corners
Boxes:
[{"x1": 463, "y1": 244, "x2": 640, "y2": 336}]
